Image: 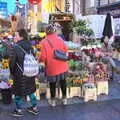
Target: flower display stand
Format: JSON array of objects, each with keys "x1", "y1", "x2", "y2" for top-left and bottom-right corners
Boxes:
[
  {"x1": 96, "y1": 81, "x2": 108, "y2": 95},
  {"x1": 82, "y1": 84, "x2": 97, "y2": 102}
]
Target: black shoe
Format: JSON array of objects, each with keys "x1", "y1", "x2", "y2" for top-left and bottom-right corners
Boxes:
[
  {"x1": 11, "y1": 109, "x2": 23, "y2": 117},
  {"x1": 27, "y1": 107, "x2": 39, "y2": 115}
]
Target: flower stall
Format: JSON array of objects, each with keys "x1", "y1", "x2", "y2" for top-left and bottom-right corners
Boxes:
[
  {"x1": 63, "y1": 37, "x2": 111, "y2": 102},
  {"x1": 30, "y1": 19, "x2": 113, "y2": 103}
]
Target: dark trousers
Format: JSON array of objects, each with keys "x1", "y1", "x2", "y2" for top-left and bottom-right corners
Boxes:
[{"x1": 50, "y1": 79, "x2": 66, "y2": 99}]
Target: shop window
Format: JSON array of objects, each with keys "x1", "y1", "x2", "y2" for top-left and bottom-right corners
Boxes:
[
  {"x1": 99, "y1": 0, "x2": 108, "y2": 6},
  {"x1": 85, "y1": 0, "x2": 96, "y2": 8},
  {"x1": 114, "y1": 18, "x2": 120, "y2": 36},
  {"x1": 90, "y1": 0, "x2": 95, "y2": 7},
  {"x1": 110, "y1": 0, "x2": 120, "y2": 3}
]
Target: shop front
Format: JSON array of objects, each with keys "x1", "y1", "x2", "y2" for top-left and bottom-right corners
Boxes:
[
  {"x1": 97, "y1": 2, "x2": 120, "y2": 41},
  {"x1": 97, "y1": 2, "x2": 120, "y2": 18}
]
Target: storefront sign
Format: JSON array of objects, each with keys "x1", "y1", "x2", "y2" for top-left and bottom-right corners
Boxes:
[
  {"x1": 28, "y1": 0, "x2": 41, "y2": 5},
  {"x1": 99, "y1": 9, "x2": 120, "y2": 17}
]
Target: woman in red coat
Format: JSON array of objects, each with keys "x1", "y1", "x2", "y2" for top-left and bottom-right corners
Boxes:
[{"x1": 39, "y1": 25, "x2": 69, "y2": 107}]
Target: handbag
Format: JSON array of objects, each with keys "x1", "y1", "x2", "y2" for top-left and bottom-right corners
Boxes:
[{"x1": 47, "y1": 39, "x2": 68, "y2": 61}]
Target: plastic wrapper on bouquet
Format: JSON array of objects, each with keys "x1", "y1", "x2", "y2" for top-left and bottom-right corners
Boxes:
[
  {"x1": 0, "y1": 63, "x2": 12, "y2": 89},
  {"x1": 0, "y1": 68, "x2": 10, "y2": 81}
]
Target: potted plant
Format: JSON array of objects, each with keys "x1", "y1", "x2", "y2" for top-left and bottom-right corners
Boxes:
[{"x1": 73, "y1": 20, "x2": 94, "y2": 45}]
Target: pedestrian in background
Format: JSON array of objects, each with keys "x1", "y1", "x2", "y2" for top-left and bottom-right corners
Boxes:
[
  {"x1": 38, "y1": 24, "x2": 69, "y2": 107},
  {"x1": 9, "y1": 29, "x2": 39, "y2": 117}
]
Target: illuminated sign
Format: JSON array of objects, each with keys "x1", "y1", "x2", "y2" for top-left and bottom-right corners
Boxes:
[{"x1": 0, "y1": 2, "x2": 8, "y2": 18}]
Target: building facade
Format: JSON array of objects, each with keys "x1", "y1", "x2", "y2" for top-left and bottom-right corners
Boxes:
[
  {"x1": 97, "y1": 0, "x2": 120, "y2": 18},
  {"x1": 72, "y1": 0, "x2": 81, "y2": 16},
  {"x1": 79, "y1": 0, "x2": 98, "y2": 15},
  {"x1": 79, "y1": 0, "x2": 120, "y2": 16},
  {"x1": 40, "y1": 0, "x2": 65, "y2": 23},
  {"x1": 0, "y1": 2, "x2": 8, "y2": 19},
  {"x1": 97, "y1": 0, "x2": 120, "y2": 37}
]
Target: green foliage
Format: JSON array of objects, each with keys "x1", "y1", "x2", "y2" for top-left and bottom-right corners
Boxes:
[
  {"x1": 68, "y1": 60, "x2": 87, "y2": 71},
  {"x1": 74, "y1": 20, "x2": 87, "y2": 28},
  {"x1": 85, "y1": 29, "x2": 94, "y2": 37},
  {"x1": 74, "y1": 20, "x2": 94, "y2": 37},
  {"x1": 68, "y1": 21, "x2": 74, "y2": 32}
]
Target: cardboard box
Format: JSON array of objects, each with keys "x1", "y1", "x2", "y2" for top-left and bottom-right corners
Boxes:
[
  {"x1": 96, "y1": 81, "x2": 108, "y2": 95},
  {"x1": 82, "y1": 85, "x2": 97, "y2": 102},
  {"x1": 69, "y1": 87, "x2": 81, "y2": 98}
]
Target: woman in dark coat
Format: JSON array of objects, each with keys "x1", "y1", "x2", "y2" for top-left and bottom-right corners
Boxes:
[{"x1": 9, "y1": 29, "x2": 39, "y2": 117}]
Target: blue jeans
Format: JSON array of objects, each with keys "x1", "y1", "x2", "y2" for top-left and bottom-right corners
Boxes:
[{"x1": 15, "y1": 93, "x2": 37, "y2": 109}]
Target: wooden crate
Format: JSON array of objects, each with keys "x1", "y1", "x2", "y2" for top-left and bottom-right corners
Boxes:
[
  {"x1": 56, "y1": 87, "x2": 82, "y2": 99},
  {"x1": 82, "y1": 86, "x2": 97, "y2": 102},
  {"x1": 96, "y1": 81, "x2": 108, "y2": 95},
  {"x1": 69, "y1": 87, "x2": 81, "y2": 98}
]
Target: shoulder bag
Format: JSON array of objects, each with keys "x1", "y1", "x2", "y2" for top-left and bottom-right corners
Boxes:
[{"x1": 47, "y1": 39, "x2": 68, "y2": 61}]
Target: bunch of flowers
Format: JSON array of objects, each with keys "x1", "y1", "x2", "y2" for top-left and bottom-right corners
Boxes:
[
  {"x1": 93, "y1": 62, "x2": 109, "y2": 82},
  {"x1": 0, "y1": 59, "x2": 13, "y2": 89},
  {"x1": 67, "y1": 71, "x2": 89, "y2": 87}
]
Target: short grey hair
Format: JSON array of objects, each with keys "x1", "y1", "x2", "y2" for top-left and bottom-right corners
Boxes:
[{"x1": 45, "y1": 24, "x2": 55, "y2": 35}]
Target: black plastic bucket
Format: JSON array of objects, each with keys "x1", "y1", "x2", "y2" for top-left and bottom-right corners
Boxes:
[{"x1": 1, "y1": 88, "x2": 12, "y2": 104}]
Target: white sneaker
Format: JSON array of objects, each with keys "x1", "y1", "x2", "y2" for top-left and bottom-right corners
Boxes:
[
  {"x1": 62, "y1": 98, "x2": 67, "y2": 105},
  {"x1": 48, "y1": 99, "x2": 56, "y2": 107},
  {"x1": 51, "y1": 100, "x2": 56, "y2": 107}
]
